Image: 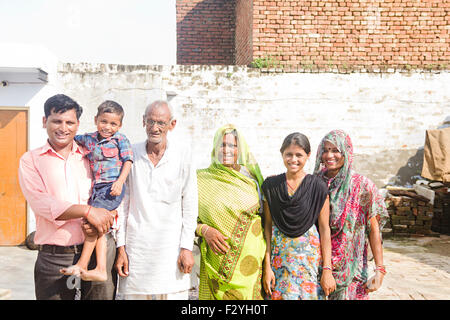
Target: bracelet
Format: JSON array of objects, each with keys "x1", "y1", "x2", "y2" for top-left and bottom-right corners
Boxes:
[
  {"x1": 202, "y1": 225, "x2": 210, "y2": 237},
  {"x1": 375, "y1": 265, "x2": 387, "y2": 275},
  {"x1": 85, "y1": 205, "x2": 92, "y2": 218},
  {"x1": 322, "y1": 266, "x2": 333, "y2": 271},
  {"x1": 196, "y1": 224, "x2": 204, "y2": 237}
]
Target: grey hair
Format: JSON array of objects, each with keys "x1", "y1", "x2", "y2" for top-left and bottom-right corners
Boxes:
[{"x1": 144, "y1": 100, "x2": 176, "y2": 120}]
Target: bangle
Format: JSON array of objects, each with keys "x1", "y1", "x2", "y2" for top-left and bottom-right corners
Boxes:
[
  {"x1": 85, "y1": 205, "x2": 92, "y2": 218},
  {"x1": 375, "y1": 265, "x2": 387, "y2": 275},
  {"x1": 322, "y1": 266, "x2": 333, "y2": 271},
  {"x1": 196, "y1": 224, "x2": 204, "y2": 237},
  {"x1": 202, "y1": 225, "x2": 210, "y2": 237}
]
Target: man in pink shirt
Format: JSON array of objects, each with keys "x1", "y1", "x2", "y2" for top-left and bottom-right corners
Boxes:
[{"x1": 18, "y1": 94, "x2": 117, "y2": 300}]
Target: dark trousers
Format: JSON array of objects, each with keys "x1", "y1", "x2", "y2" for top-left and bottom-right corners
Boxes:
[{"x1": 34, "y1": 233, "x2": 117, "y2": 300}]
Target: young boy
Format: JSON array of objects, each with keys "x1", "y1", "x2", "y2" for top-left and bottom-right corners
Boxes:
[{"x1": 60, "y1": 100, "x2": 133, "y2": 282}]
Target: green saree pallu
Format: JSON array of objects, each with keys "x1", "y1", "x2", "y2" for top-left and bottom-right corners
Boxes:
[{"x1": 197, "y1": 164, "x2": 266, "y2": 300}]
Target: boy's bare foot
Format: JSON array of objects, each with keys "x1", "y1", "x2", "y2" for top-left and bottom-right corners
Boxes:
[
  {"x1": 60, "y1": 265, "x2": 82, "y2": 277},
  {"x1": 80, "y1": 268, "x2": 107, "y2": 282}
]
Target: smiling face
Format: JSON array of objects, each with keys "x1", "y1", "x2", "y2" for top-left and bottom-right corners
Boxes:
[
  {"x1": 95, "y1": 112, "x2": 122, "y2": 139},
  {"x1": 218, "y1": 133, "x2": 239, "y2": 167},
  {"x1": 143, "y1": 104, "x2": 176, "y2": 145},
  {"x1": 282, "y1": 143, "x2": 310, "y2": 175},
  {"x1": 43, "y1": 108, "x2": 79, "y2": 153},
  {"x1": 321, "y1": 140, "x2": 345, "y2": 177}
]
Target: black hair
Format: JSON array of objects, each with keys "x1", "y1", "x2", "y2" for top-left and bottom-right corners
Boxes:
[
  {"x1": 280, "y1": 132, "x2": 311, "y2": 154},
  {"x1": 96, "y1": 100, "x2": 124, "y2": 121},
  {"x1": 44, "y1": 94, "x2": 83, "y2": 119}
]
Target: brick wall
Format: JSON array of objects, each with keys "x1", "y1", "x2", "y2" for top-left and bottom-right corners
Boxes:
[
  {"x1": 177, "y1": 0, "x2": 236, "y2": 65},
  {"x1": 235, "y1": 0, "x2": 253, "y2": 65},
  {"x1": 177, "y1": 0, "x2": 449, "y2": 70},
  {"x1": 385, "y1": 195, "x2": 436, "y2": 237},
  {"x1": 253, "y1": 0, "x2": 449, "y2": 71}
]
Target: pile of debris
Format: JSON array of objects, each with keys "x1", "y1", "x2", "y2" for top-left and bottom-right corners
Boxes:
[
  {"x1": 382, "y1": 122, "x2": 450, "y2": 238},
  {"x1": 383, "y1": 181, "x2": 448, "y2": 238},
  {"x1": 419, "y1": 125, "x2": 450, "y2": 235}
]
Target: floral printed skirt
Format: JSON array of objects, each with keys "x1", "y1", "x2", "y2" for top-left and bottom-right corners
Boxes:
[
  {"x1": 270, "y1": 224, "x2": 325, "y2": 300},
  {"x1": 328, "y1": 279, "x2": 369, "y2": 300}
]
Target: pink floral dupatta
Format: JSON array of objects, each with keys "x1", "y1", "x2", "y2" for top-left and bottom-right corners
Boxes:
[{"x1": 314, "y1": 130, "x2": 388, "y2": 299}]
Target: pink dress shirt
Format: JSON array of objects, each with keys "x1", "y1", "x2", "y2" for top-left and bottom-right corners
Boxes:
[{"x1": 18, "y1": 141, "x2": 92, "y2": 246}]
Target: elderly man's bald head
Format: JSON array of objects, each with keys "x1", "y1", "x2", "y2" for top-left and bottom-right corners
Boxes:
[
  {"x1": 144, "y1": 100, "x2": 175, "y2": 120},
  {"x1": 143, "y1": 100, "x2": 177, "y2": 145}
]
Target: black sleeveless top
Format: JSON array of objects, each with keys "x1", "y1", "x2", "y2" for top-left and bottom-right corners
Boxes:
[{"x1": 261, "y1": 174, "x2": 328, "y2": 238}]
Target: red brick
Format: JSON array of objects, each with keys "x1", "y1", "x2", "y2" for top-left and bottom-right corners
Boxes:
[{"x1": 177, "y1": 0, "x2": 450, "y2": 69}]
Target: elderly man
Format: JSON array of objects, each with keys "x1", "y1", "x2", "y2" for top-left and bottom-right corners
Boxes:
[
  {"x1": 115, "y1": 100, "x2": 198, "y2": 300},
  {"x1": 18, "y1": 94, "x2": 117, "y2": 300}
]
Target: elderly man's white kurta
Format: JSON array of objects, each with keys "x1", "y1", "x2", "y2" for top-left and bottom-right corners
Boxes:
[{"x1": 116, "y1": 139, "x2": 198, "y2": 295}]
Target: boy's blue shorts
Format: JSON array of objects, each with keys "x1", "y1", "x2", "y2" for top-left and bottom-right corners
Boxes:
[{"x1": 89, "y1": 182, "x2": 125, "y2": 211}]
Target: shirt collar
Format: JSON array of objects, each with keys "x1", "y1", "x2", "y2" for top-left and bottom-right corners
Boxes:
[
  {"x1": 39, "y1": 140, "x2": 84, "y2": 156},
  {"x1": 92, "y1": 131, "x2": 120, "y2": 143},
  {"x1": 140, "y1": 137, "x2": 171, "y2": 166}
]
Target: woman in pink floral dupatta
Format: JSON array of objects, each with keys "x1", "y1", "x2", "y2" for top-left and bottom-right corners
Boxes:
[{"x1": 314, "y1": 130, "x2": 388, "y2": 300}]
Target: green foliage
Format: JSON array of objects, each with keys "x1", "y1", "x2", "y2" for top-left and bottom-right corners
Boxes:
[{"x1": 250, "y1": 55, "x2": 281, "y2": 69}]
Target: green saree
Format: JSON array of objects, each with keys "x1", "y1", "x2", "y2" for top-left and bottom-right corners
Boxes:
[{"x1": 197, "y1": 125, "x2": 266, "y2": 300}]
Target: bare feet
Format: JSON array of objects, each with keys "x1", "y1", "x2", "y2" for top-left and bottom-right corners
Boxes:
[
  {"x1": 60, "y1": 265, "x2": 107, "y2": 282},
  {"x1": 79, "y1": 268, "x2": 107, "y2": 282},
  {"x1": 60, "y1": 265, "x2": 82, "y2": 277}
]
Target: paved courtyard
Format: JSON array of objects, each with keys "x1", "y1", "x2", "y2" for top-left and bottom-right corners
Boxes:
[
  {"x1": 370, "y1": 235, "x2": 450, "y2": 300},
  {"x1": 1, "y1": 235, "x2": 449, "y2": 300}
]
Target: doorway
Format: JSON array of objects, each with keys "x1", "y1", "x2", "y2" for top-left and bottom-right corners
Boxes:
[{"x1": 0, "y1": 109, "x2": 28, "y2": 245}]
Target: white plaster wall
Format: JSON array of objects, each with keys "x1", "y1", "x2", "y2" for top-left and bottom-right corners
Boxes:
[
  {"x1": 3, "y1": 59, "x2": 449, "y2": 236},
  {"x1": 58, "y1": 64, "x2": 450, "y2": 189},
  {"x1": 0, "y1": 44, "x2": 62, "y2": 148},
  {"x1": 0, "y1": 43, "x2": 67, "y2": 234}
]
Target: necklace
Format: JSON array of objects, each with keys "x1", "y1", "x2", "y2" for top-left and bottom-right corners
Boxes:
[
  {"x1": 286, "y1": 173, "x2": 306, "y2": 193},
  {"x1": 286, "y1": 180, "x2": 297, "y2": 191}
]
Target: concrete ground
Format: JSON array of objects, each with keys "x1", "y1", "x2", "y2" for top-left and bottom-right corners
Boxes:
[
  {"x1": 370, "y1": 234, "x2": 450, "y2": 300},
  {"x1": 1, "y1": 235, "x2": 449, "y2": 300},
  {"x1": 0, "y1": 246, "x2": 37, "y2": 300}
]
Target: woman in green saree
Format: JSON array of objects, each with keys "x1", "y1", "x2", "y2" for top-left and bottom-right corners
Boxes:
[{"x1": 196, "y1": 124, "x2": 266, "y2": 300}]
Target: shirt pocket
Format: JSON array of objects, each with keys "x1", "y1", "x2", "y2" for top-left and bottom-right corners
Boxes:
[
  {"x1": 159, "y1": 177, "x2": 182, "y2": 204},
  {"x1": 101, "y1": 146, "x2": 119, "y2": 158}
]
